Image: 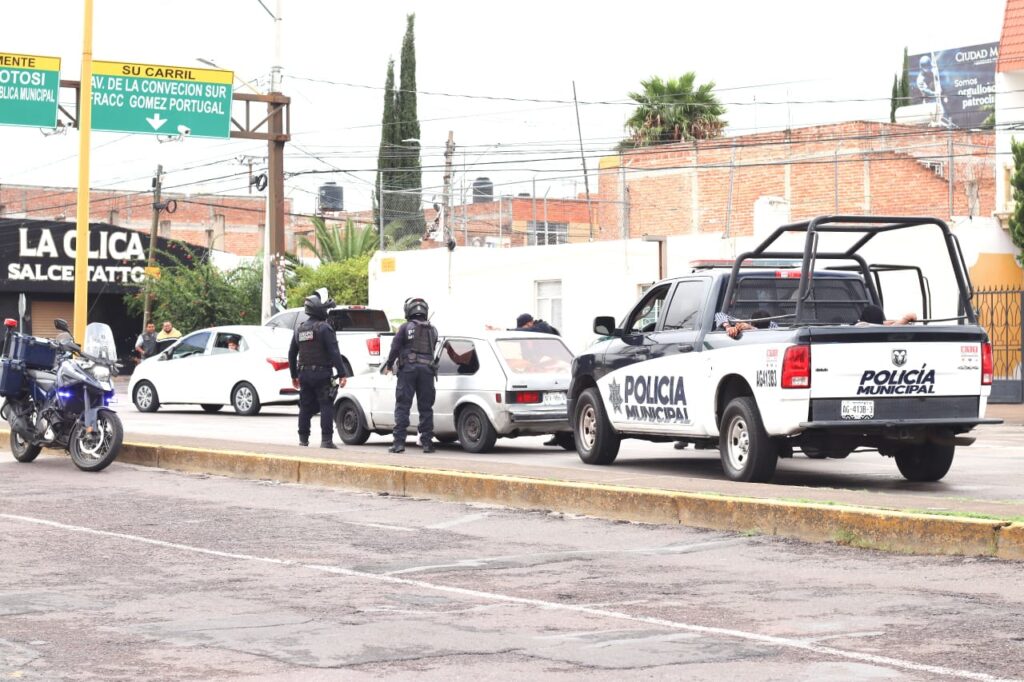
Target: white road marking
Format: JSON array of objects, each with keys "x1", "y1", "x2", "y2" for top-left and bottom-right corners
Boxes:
[
  {"x1": 0, "y1": 513, "x2": 1013, "y2": 682},
  {"x1": 383, "y1": 537, "x2": 749, "y2": 575},
  {"x1": 426, "y1": 512, "x2": 490, "y2": 530},
  {"x1": 339, "y1": 521, "x2": 417, "y2": 533},
  {"x1": 801, "y1": 631, "x2": 886, "y2": 643}
]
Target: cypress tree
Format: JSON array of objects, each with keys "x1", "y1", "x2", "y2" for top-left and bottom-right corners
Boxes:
[
  {"x1": 394, "y1": 13, "x2": 422, "y2": 240},
  {"x1": 890, "y1": 74, "x2": 899, "y2": 123},
  {"x1": 900, "y1": 47, "x2": 911, "y2": 103},
  {"x1": 1009, "y1": 138, "x2": 1024, "y2": 266},
  {"x1": 376, "y1": 59, "x2": 399, "y2": 230}
]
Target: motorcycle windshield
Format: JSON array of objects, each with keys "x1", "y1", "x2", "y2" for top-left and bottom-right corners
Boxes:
[{"x1": 83, "y1": 322, "x2": 117, "y2": 362}]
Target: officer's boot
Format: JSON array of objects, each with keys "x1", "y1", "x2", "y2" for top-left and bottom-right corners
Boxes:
[
  {"x1": 421, "y1": 437, "x2": 436, "y2": 454},
  {"x1": 298, "y1": 432, "x2": 309, "y2": 447},
  {"x1": 320, "y1": 440, "x2": 338, "y2": 449},
  {"x1": 388, "y1": 440, "x2": 406, "y2": 454}
]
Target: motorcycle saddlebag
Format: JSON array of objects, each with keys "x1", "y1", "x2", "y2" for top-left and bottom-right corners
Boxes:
[
  {"x1": 10, "y1": 334, "x2": 56, "y2": 370},
  {"x1": 0, "y1": 358, "x2": 25, "y2": 397}
]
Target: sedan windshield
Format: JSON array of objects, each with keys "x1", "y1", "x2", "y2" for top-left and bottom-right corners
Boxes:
[{"x1": 496, "y1": 338, "x2": 573, "y2": 374}]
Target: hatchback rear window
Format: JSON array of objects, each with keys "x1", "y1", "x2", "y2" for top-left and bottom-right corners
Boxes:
[
  {"x1": 327, "y1": 309, "x2": 390, "y2": 332},
  {"x1": 496, "y1": 338, "x2": 573, "y2": 374}
]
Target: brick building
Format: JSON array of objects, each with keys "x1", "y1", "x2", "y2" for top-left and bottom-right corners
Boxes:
[
  {"x1": 0, "y1": 183, "x2": 299, "y2": 257},
  {"x1": 595, "y1": 121, "x2": 995, "y2": 239},
  {"x1": 315, "y1": 195, "x2": 593, "y2": 252}
]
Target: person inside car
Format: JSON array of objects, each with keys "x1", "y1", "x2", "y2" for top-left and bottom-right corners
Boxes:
[{"x1": 715, "y1": 309, "x2": 776, "y2": 338}]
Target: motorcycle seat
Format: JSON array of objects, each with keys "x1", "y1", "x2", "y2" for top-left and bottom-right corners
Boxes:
[{"x1": 26, "y1": 369, "x2": 57, "y2": 391}]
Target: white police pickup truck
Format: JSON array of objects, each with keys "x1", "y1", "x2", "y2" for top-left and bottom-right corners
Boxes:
[{"x1": 568, "y1": 216, "x2": 1001, "y2": 483}]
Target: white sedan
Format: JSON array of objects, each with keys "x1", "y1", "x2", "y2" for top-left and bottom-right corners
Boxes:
[
  {"x1": 129, "y1": 325, "x2": 297, "y2": 415},
  {"x1": 333, "y1": 331, "x2": 575, "y2": 452}
]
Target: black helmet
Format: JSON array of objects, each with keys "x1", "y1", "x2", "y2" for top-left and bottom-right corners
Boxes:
[
  {"x1": 304, "y1": 287, "x2": 336, "y2": 320},
  {"x1": 404, "y1": 297, "x2": 429, "y2": 320}
]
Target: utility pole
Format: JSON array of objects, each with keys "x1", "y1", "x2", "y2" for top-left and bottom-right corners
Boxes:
[
  {"x1": 72, "y1": 0, "x2": 95, "y2": 343},
  {"x1": 442, "y1": 131, "x2": 455, "y2": 245},
  {"x1": 142, "y1": 164, "x2": 163, "y2": 330},
  {"x1": 572, "y1": 81, "x2": 595, "y2": 241},
  {"x1": 263, "y1": 0, "x2": 287, "y2": 321}
]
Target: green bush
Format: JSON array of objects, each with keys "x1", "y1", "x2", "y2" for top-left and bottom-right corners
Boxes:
[
  {"x1": 124, "y1": 258, "x2": 263, "y2": 333},
  {"x1": 287, "y1": 255, "x2": 371, "y2": 308}
]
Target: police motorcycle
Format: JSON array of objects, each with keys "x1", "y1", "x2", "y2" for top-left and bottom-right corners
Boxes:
[{"x1": 0, "y1": 317, "x2": 123, "y2": 472}]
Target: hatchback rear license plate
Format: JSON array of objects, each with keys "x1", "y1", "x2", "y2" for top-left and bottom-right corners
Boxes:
[
  {"x1": 543, "y1": 392, "x2": 566, "y2": 406},
  {"x1": 841, "y1": 400, "x2": 874, "y2": 420}
]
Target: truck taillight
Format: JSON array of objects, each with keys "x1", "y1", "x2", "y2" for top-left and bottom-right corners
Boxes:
[
  {"x1": 267, "y1": 357, "x2": 289, "y2": 371},
  {"x1": 366, "y1": 337, "x2": 381, "y2": 356},
  {"x1": 981, "y1": 342, "x2": 993, "y2": 386},
  {"x1": 781, "y1": 345, "x2": 811, "y2": 388}
]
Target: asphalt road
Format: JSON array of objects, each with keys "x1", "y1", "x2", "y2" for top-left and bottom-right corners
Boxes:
[
  {"x1": 115, "y1": 393, "x2": 1024, "y2": 514},
  {"x1": 2, "y1": 460, "x2": 1023, "y2": 680}
]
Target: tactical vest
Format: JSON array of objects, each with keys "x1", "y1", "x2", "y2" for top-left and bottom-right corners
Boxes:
[
  {"x1": 296, "y1": 319, "x2": 331, "y2": 367},
  {"x1": 403, "y1": 320, "x2": 437, "y2": 366}
]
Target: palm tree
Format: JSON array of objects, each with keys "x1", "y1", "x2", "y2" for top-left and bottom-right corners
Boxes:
[
  {"x1": 621, "y1": 73, "x2": 727, "y2": 149},
  {"x1": 298, "y1": 217, "x2": 378, "y2": 263}
]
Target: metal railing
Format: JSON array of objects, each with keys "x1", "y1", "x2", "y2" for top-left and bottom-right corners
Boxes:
[{"x1": 975, "y1": 287, "x2": 1023, "y2": 403}]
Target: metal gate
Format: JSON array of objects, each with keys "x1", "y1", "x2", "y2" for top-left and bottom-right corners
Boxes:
[{"x1": 975, "y1": 287, "x2": 1023, "y2": 403}]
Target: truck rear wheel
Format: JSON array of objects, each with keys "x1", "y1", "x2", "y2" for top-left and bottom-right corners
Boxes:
[
  {"x1": 894, "y1": 443, "x2": 955, "y2": 482},
  {"x1": 719, "y1": 397, "x2": 778, "y2": 483},
  {"x1": 574, "y1": 387, "x2": 620, "y2": 465}
]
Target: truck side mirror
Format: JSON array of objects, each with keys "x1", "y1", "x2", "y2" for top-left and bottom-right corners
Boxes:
[{"x1": 593, "y1": 316, "x2": 619, "y2": 337}]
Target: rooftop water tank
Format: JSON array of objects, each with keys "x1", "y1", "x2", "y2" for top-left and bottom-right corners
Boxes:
[
  {"x1": 472, "y1": 177, "x2": 493, "y2": 203},
  {"x1": 319, "y1": 182, "x2": 344, "y2": 212}
]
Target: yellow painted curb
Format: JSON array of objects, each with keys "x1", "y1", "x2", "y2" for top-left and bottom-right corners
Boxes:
[
  {"x1": 996, "y1": 523, "x2": 1024, "y2": 561},
  {"x1": 1, "y1": 430, "x2": 1020, "y2": 561}
]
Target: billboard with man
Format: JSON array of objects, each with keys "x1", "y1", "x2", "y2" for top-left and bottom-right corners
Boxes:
[{"x1": 909, "y1": 42, "x2": 998, "y2": 129}]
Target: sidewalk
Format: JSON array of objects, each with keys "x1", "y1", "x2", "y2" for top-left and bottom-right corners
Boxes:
[{"x1": 985, "y1": 402, "x2": 1024, "y2": 425}]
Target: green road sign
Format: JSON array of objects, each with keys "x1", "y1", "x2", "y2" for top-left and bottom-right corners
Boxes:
[
  {"x1": 90, "y1": 60, "x2": 233, "y2": 138},
  {"x1": 0, "y1": 52, "x2": 60, "y2": 129}
]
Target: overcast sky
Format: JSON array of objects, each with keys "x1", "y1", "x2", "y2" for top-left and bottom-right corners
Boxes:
[{"x1": 0, "y1": 0, "x2": 1007, "y2": 216}]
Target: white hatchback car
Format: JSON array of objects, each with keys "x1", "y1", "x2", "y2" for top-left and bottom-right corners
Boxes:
[
  {"x1": 129, "y1": 325, "x2": 297, "y2": 415},
  {"x1": 333, "y1": 331, "x2": 575, "y2": 452}
]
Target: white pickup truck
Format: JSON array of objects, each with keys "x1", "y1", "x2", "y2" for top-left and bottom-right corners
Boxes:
[
  {"x1": 568, "y1": 215, "x2": 1001, "y2": 483},
  {"x1": 265, "y1": 305, "x2": 394, "y2": 376}
]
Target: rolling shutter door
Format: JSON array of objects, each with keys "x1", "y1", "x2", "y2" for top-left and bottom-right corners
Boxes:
[{"x1": 31, "y1": 300, "x2": 74, "y2": 339}]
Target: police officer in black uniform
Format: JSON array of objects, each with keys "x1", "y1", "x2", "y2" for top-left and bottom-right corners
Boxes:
[
  {"x1": 288, "y1": 288, "x2": 349, "y2": 448},
  {"x1": 383, "y1": 297, "x2": 438, "y2": 453}
]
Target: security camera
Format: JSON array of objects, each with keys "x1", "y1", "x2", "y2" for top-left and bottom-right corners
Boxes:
[{"x1": 177, "y1": 125, "x2": 191, "y2": 137}]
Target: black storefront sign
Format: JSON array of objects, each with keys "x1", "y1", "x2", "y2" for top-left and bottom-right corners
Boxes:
[{"x1": 0, "y1": 218, "x2": 204, "y2": 293}]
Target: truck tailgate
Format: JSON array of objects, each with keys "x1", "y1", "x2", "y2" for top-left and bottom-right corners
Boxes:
[{"x1": 806, "y1": 327, "x2": 987, "y2": 422}]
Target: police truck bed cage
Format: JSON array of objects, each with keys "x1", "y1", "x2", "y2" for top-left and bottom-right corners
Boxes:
[{"x1": 721, "y1": 215, "x2": 975, "y2": 325}]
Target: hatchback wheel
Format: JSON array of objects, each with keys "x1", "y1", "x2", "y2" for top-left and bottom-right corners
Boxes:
[{"x1": 457, "y1": 405, "x2": 497, "y2": 453}]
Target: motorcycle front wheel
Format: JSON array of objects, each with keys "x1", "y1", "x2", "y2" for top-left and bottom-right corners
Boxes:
[{"x1": 69, "y1": 409, "x2": 124, "y2": 472}]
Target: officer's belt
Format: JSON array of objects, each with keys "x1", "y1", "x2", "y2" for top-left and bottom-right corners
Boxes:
[{"x1": 299, "y1": 364, "x2": 331, "y2": 371}]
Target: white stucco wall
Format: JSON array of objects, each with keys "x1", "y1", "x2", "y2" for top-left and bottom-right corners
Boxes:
[
  {"x1": 369, "y1": 240, "x2": 660, "y2": 353},
  {"x1": 995, "y1": 71, "x2": 1024, "y2": 211},
  {"x1": 369, "y1": 218, "x2": 1020, "y2": 355}
]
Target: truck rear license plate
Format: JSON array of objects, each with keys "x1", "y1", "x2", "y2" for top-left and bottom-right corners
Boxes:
[
  {"x1": 543, "y1": 391, "x2": 567, "y2": 406},
  {"x1": 841, "y1": 400, "x2": 874, "y2": 420}
]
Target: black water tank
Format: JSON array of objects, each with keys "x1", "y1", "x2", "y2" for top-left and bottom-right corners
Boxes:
[
  {"x1": 319, "y1": 182, "x2": 344, "y2": 211},
  {"x1": 472, "y1": 177, "x2": 493, "y2": 203}
]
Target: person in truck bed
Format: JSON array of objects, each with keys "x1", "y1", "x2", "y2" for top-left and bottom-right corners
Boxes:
[
  {"x1": 856, "y1": 305, "x2": 918, "y2": 326},
  {"x1": 714, "y1": 309, "x2": 777, "y2": 338}
]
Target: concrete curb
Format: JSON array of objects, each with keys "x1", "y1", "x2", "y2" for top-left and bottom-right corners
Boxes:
[{"x1": 3, "y1": 431, "x2": 1021, "y2": 560}]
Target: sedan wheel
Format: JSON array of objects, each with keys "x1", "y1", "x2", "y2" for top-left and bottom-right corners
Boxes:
[
  {"x1": 231, "y1": 382, "x2": 261, "y2": 416},
  {"x1": 132, "y1": 381, "x2": 160, "y2": 413}
]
